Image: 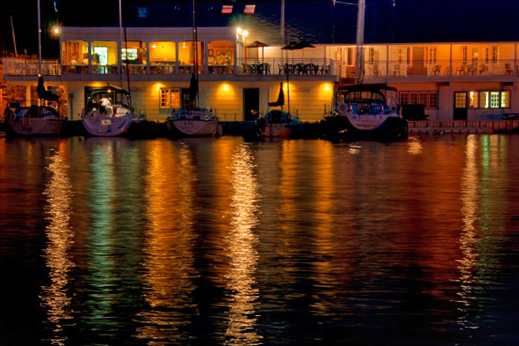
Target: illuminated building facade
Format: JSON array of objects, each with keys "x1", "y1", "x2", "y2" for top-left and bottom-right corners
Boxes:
[{"x1": 4, "y1": 26, "x2": 519, "y2": 123}]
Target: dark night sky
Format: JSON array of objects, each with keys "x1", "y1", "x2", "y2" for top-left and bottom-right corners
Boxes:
[{"x1": 2, "y1": 0, "x2": 519, "y2": 58}]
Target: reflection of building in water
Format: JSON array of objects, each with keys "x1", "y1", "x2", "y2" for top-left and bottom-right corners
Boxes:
[
  {"x1": 84, "y1": 139, "x2": 120, "y2": 330},
  {"x1": 136, "y1": 141, "x2": 197, "y2": 344},
  {"x1": 224, "y1": 143, "x2": 261, "y2": 345},
  {"x1": 40, "y1": 150, "x2": 74, "y2": 346},
  {"x1": 456, "y1": 135, "x2": 506, "y2": 330},
  {"x1": 457, "y1": 134, "x2": 479, "y2": 319}
]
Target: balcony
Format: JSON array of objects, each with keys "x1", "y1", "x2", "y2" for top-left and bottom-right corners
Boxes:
[
  {"x1": 6, "y1": 56, "x2": 519, "y2": 85},
  {"x1": 362, "y1": 59, "x2": 519, "y2": 83},
  {"x1": 2, "y1": 57, "x2": 337, "y2": 82}
]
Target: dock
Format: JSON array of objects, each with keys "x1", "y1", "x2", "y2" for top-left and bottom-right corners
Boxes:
[{"x1": 408, "y1": 120, "x2": 519, "y2": 134}]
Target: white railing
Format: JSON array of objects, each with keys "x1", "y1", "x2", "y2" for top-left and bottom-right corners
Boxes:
[{"x1": 3, "y1": 58, "x2": 60, "y2": 76}]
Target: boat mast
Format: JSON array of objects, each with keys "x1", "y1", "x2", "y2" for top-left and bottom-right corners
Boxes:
[
  {"x1": 37, "y1": 0, "x2": 42, "y2": 75},
  {"x1": 192, "y1": 0, "x2": 199, "y2": 108},
  {"x1": 355, "y1": 0, "x2": 365, "y2": 84},
  {"x1": 119, "y1": 0, "x2": 124, "y2": 88},
  {"x1": 10, "y1": 15, "x2": 18, "y2": 57}
]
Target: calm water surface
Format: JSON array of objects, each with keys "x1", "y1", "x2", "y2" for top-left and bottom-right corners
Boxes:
[{"x1": 1, "y1": 134, "x2": 519, "y2": 346}]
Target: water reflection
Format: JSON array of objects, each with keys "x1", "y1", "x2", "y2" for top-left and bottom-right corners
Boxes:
[
  {"x1": 407, "y1": 137, "x2": 423, "y2": 155},
  {"x1": 224, "y1": 143, "x2": 261, "y2": 345},
  {"x1": 83, "y1": 138, "x2": 123, "y2": 336},
  {"x1": 4, "y1": 135, "x2": 519, "y2": 346},
  {"x1": 40, "y1": 148, "x2": 74, "y2": 346},
  {"x1": 136, "y1": 140, "x2": 198, "y2": 344},
  {"x1": 456, "y1": 135, "x2": 509, "y2": 337},
  {"x1": 457, "y1": 135, "x2": 479, "y2": 321}
]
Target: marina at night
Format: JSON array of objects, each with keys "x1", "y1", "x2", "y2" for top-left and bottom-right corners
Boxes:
[{"x1": 2, "y1": 1, "x2": 519, "y2": 345}]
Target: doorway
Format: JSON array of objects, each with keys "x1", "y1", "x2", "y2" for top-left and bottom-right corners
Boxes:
[
  {"x1": 412, "y1": 47, "x2": 426, "y2": 75},
  {"x1": 453, "y1": 92, "x2": 468, "y2": 120},
  {"x1": 243, "y1": 88, "x2": 260, "y2": 121}
]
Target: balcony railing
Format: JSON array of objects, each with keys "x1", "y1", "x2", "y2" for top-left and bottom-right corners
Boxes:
[
  {"x1": 3, "y1": 58, "x2": 60, "y2": 76},
  {"x1": 363, "y1": 59, "x2": 519, "y2": 78},
  {"x1": 3, "y1": 57, "x2": 335, "y2": 77},
  {"x1": 4, "y1": 56, "x2": 517, "y2": 80}
]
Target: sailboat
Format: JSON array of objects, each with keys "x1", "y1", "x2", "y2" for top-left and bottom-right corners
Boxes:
[
  {"x1": 3, "y1": 0, "x2": 66, "y2": 136},
  {"x1": 165, "y1": 0, "x2": 220, "y2": 137},
  {"x1": 258, "y1": 82, "x2": 302, "y2": 137},
  {"x1": 80, "y1": 0, "x2": 142, "y2": 137},
  {"x1": 81, "y1": 84, "x2": 139, "y2": 137}
]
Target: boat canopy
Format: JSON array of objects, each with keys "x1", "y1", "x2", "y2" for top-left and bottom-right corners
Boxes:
[
  {"x1": 86, "y1": 85, "x2": 132, "y2": 108},
  {"x1": 337, "y1": 84, "x2": 397, "y2": 104}
]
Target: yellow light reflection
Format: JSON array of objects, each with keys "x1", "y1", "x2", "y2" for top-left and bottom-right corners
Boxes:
[
  {"x1": 40, "y1": 149, "x2": 74, "y2": 346},
  {"x1": 308, "y1": 140, "x2": 337, "y2": 316},
  {"x1": 457, "y1": 135, "x2": 479, "y2": 326},
  {"x1": 407, "y1": 137, "x2": 423, "y2": 155},
  {"x1": 136, "y1": 141, "x2": 197, "y2": 343},
  {"x1": 225, "y1": 143, "x2": 261, "y2": 345}
]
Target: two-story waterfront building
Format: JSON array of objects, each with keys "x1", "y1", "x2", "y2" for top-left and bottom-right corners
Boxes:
[
  {"x1": 2, "y1": 26, "x2": 338, "y2": 123},
  {"x1": 3, "y1": 25, "x2": 519, "y2": 124}
]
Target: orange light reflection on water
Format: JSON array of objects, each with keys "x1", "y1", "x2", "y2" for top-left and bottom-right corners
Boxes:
[{"x1": 40, "y1": 148, "x2": 74, "y2": 346}]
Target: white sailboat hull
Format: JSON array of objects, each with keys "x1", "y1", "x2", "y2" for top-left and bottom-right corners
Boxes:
[
  {"x1": 261, "y1": 123, "x2": 292, "y2": 137},
  {"x1": 172, "y1": 119, "x2": 220, "y2": 136},
  {"x1": 7, "y1": 118, "x2": 64, "y2": 136},
  {"x1": 82, "y1": 115, "x2": 134, "y2": 137}
]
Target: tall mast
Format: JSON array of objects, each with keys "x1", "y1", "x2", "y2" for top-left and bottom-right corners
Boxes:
[
  {"x1": 355, "y1": 0, "x2": 365, "y2": 84},
  {"x1": 10, "y1": 15, "x2": 18, "y2": 57},
  {"x1": 192, "y1": 0, "x2": 199, "y2": 107},
  {"x1": 37, "y1": 0, "x2": 42, "y2": 75},
  {"x1": 119, "y1": 0, "x2": 124, "y2": 88},
  {"x1": 280, "y1": 0, "x2": 285, "y2": 44}
]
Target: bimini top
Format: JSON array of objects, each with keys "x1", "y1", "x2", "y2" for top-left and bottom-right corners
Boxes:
[
  {"x1": 337, "y1": 84, "x2": 398, "y2": 93},
  {"x1": 85, "y1": 84, "x2": 132, "y2": 108},
  {"x1": 337, "y1": 84, "x2": 397, "y2": 104}
]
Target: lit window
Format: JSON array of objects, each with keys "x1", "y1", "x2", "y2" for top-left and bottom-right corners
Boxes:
[
  {"x1": 501, "y1": 91, "x2": 510, "y2": 108},
  {"x1": 222, "y1": 5, "x2": 233, "y2": 14},
  {"x1": 490, "y1": 91, "x2": 500, "y2": 108},
  {"x1": 160, "y1": 88, "x2": 181, "y2": 109},
  {"x1": 469, "y1": 91, "x2": 479, "y2": 108},
  {"x1": 244, "y1": 5, "x2": 255, "y2": 14},
  {"x1": 480, "y1": 91, "x2": 489, "y2": 108},
  {"x1": 455, "y1": 92, "x2": 466, "y2": 108}
]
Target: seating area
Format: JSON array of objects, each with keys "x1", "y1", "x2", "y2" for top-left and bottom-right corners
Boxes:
[
  {"x1": 277, "y1": 63, "x2": 329, "y2": 75},
  {"x1": 242, "y1": 63, "x2": 271, "y2": 74}
]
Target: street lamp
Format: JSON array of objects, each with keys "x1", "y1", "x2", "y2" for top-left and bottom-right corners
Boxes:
[{"x1": 51, "y1": 25, "x2": 61, "y2": 37}]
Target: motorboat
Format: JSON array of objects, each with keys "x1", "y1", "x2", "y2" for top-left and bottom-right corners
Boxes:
[
  {"x1": 3, "y1": 77, "x2": 66, "y2": 136},
  {"x1": 320, "y1": 84, "x2": 408, "y2": 141},
  {"x1": 81, "y1": 85, "x2": 140, "y2": 137}
]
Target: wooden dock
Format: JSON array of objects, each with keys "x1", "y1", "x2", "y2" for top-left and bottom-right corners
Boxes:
[{"x1": 408, "y1": 120, "x2": 519, "y2": 134}]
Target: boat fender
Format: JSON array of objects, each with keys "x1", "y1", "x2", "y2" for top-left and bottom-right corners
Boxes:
[{"x1": 337, "y1": 102, "x2": 348, "y2": 115}]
